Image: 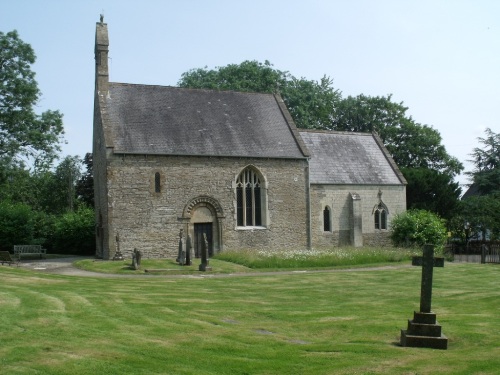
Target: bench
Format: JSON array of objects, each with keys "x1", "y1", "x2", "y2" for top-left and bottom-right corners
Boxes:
[
  {"x1": 0, "y1": 251, "x2": 20, "y2": 266},
  {"x1": 13, "y1": 245, "x2": 46, "y2": 260}
]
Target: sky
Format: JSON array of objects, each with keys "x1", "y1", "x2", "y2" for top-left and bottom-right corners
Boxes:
[{"x1": 1, "y1": 0, "x2": 499, "y2": 188}]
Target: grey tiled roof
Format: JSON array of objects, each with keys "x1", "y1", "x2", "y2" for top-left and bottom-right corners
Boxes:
[
  {"x1": 101, "y1": 83, "x2": 308, "y2": 159},
  {"x1": 299, "y1": 130, "x2": 406, "y2": 185}
]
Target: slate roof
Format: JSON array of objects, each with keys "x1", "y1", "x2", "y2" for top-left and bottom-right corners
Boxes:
[
  {"x1": 299, "y1": 130, "x2": 406, "y2": 185},
  {"x1": 100, "y1": 83, "x2": 308, "y2": 159},
  {"x1": 462, "y1": 183, "x2": 480, "y2": 199}
]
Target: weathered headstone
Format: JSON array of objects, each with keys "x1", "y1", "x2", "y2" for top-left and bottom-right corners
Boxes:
[
  {"x1": 112, "y1": 232, "x2": 124, "y2": 261},
  {"x1": 185, "y1": 234, "x2": 192, "y2": 265},
  {"x1": 131, "y1": 248, "x2": 142, "y2": 270},
  {"x1": 199, "y1": 233, "x2": 212, "y2": 271},
  {"x1": 177, "y1": 229, "x2": 186, "y2": 265},
  {"x1": 400, "y1": 244, "x2": 448, "y2": 349}
]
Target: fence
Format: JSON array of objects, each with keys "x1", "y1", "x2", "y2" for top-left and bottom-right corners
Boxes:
[{"x1": 446, "y1": 242, "x2": 500, "y2": 264}]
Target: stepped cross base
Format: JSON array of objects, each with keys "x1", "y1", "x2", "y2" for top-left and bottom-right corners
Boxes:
[
  {"x1": 400, "y1": 311, "x2": 448, "y2": 350},
  {"x1": 400, "y1": 245, "x2": 448, "y2": 349}
]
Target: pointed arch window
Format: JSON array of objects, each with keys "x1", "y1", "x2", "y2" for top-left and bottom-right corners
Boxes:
[
  {"x1": 236, "y1": 167, "x2": 263, "y2": 227},
  {"x1": 373, "y1": 189, "x2": 389, "y2": 230},
  {"x1": 323, "y1": 206, "x2": 332, "y2": 232},
  {"x1": 374, "y1": 206, "x2": 387, "y2": 230}
]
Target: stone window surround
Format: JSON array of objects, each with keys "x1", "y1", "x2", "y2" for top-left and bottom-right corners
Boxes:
[
  {"x1": 234, "y1": 165, "x2": 269, "y2": 230},
  {"x1": 373, "y1": 204, "x2": 389, "y2": 230},
  {"x1": 323, "y1": 205, "x2": 332, "y2": 232},
  {"x1": 151, "y1": 170, "x2": 164, "y2": 196}
]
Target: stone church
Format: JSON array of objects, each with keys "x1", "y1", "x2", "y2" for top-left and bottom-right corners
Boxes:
[{"x1": 93, "y1": 21, "x2": 407, "y2": 260}]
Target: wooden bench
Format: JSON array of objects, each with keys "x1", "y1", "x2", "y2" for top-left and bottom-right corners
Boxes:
[
  {"x1": 0, "y1": 251, "x2": 20, "y2": 266},
  {"x1": 13, "y1": 245, "x2": 46, "y2": 260}
]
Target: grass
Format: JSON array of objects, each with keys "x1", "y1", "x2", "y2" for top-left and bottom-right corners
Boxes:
[
  {"x1": 74, "y1": 247, "x2": 422, "y2": 275},
  {"x1": 213, "y1": 247, "x2": 421, "y2": 269},
  {"x1": 74, "y1": 257, "x2": 254, "y2": 275},
  {"x1": 0, "y1": 258, "x2": 499, "y2": 374}
]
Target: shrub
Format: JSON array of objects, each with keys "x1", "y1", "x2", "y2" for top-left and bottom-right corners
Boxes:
[
  {"x1": 31, "y1": 211, "x2": 56, "y2": 252},
  {"x1": 0, "y1": 201, "x2": 34, "y2": 251},
  {"x1": 52, "y1": 207, "x2": 95, "y2": 255},
  {"x1": 391, "y1": 209, "x2": 447, "y2": 250}
]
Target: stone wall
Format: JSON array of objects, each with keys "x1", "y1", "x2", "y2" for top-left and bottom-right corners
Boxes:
[
  {"x1": 310, "y1": 184, "x2": 406, "y2": 248},
  {"x1": 93, "y1": 98, "x2": 110, "y2": 259},
  {"x1": 101, "y1": 154, "x2": 310, "y2": 259}
]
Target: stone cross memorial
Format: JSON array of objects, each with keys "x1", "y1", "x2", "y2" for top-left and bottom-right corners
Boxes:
[{"x1": 400, "y1": 244, "x2": 448, "y2": 349}]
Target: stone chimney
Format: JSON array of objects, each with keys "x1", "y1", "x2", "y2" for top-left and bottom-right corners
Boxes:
[{"x1": 95, "y1": 17, "x2": 109, "y2": 94}]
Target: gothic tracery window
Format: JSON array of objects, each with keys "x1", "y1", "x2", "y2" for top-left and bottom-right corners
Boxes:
[
  {"x1": 374, "y1": 206, "x2": 387, "y2": 230},
  {"x1": 373, "y1": 189, "x2": 388, "y2": 230},
  {"x1": 236, "y1": 167, "x2": 263, "y2": 227}
]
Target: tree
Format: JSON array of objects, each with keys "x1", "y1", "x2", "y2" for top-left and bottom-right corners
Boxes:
[
  {"x1": 0, "y1": 30, "x2": 64, "y2": 169},
  {"x1": 178, "y1": 60, "x2": 340, "y2": 129},
  {"x1": 466, "y1": 128, "x2": 500, "y2": 195},
  {"x1": 49, "y1": 155, "x2": 82, "y2": 213},
  {"x1": 0, "y1": 165, "x2": 53, "y2": 211},
  {"x1": 76, "y1": 153, "x2": 94, "y2": 207},
  {"x1": 0, "y1": 201, "x2": 34, "y2": 251},
  {"x1": 453, "y1": 128, "x2": 500, "y2": 242},
  {"x1": 331, "y1": 94, "x2": 462, "y2": 176},
  {"x1": 52, "y1": 206, "x2": 95, "y2": 255},
  {"x1": 280, "y1": 75, "x2": 340, "y2": 129},
  {"x1": 402, "y1": 167, "x2": 461, "y2": 220}
]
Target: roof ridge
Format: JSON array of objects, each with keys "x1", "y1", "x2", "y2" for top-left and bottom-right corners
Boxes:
[
  {"x1": 298, "y1": 129, "x2": 372, "y2": 136},
  {"x1": 109, "y1": 82, "x2": 276, "y2": 97}
]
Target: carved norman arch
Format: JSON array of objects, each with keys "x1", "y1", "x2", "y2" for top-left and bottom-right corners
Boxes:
[{"x1": 182, "y1": 195, "x2": 225, "y2": 219}]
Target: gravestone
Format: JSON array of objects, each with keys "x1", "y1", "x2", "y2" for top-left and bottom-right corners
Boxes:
[
  {"x1": 185, "y1": 234, "x2": 192, "y2": 265},
  {"x1": 177, "y1": 229, "x2": 186, "y2": 265},
  {"x1": 131, "y1": 248, "x2": 142, "y2": 270},
  {"x1": 112, "y1": 232, "x2": 124, "y2": 261},
  {"x1": 400, "y1": 244, "x2": 448, "y2": 349},
  {"x1": 199, "y1": 233, "x2": 212, "y2": 271}
]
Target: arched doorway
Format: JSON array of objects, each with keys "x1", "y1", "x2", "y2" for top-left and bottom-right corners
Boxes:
[
  {"x1": 192, "y1": 206, "x2": 214, "y2": 257},
  {"x1": 182, "y1": 196, "x2": 225, "y2": 257}
]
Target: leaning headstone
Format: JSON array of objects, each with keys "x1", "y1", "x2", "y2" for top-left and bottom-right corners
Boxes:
[
  {"x1": 131, "y1": 248, "x2": 142, "y2": 270},
  {"x1": 113, "y1": 232, "x2": 124, "y2": 261},
  {"x1": 199, "y1": 233, "x2": 212, "y2": 271},
  {"x1": 400, "y1": 244, "x2": 448, "y2": 349}
]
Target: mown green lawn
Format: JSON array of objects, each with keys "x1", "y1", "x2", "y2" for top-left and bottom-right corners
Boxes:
[{"x1": 0, "y1": 261, "x2": 498, "y2": 374}]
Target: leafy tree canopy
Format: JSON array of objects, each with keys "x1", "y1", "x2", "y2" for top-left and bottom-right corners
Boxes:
[
  {"x1": 0, "y1": 30, "x2": 64, "y2": 170},
  {"x1": 466, "y1": 128, "x2": 500, "y2": 195},
  {"x1": 76, "y1": 152, "x2": 94, "y2": 207},
  {"x1": 331, "y1": 94, "x2": 462, "y2": 176},
  {"x1": 178, "y1": 60, "x2": 341, "y2": 129},
  {"x1": 402, "y1": 167, "x2": 461, "y2": 220}
]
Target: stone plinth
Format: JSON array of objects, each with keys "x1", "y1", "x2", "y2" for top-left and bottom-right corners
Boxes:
[{"x1": 400, "y1": 311, "x2": 448, "y2": 350}]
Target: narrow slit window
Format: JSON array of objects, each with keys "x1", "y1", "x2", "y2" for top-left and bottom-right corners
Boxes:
[
  {"x1": 323, "y1": 207, "x2": 331, "y2": 232},
  {"x1": 154, "y1": 172, "x2": 161, "y2": 193}
]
